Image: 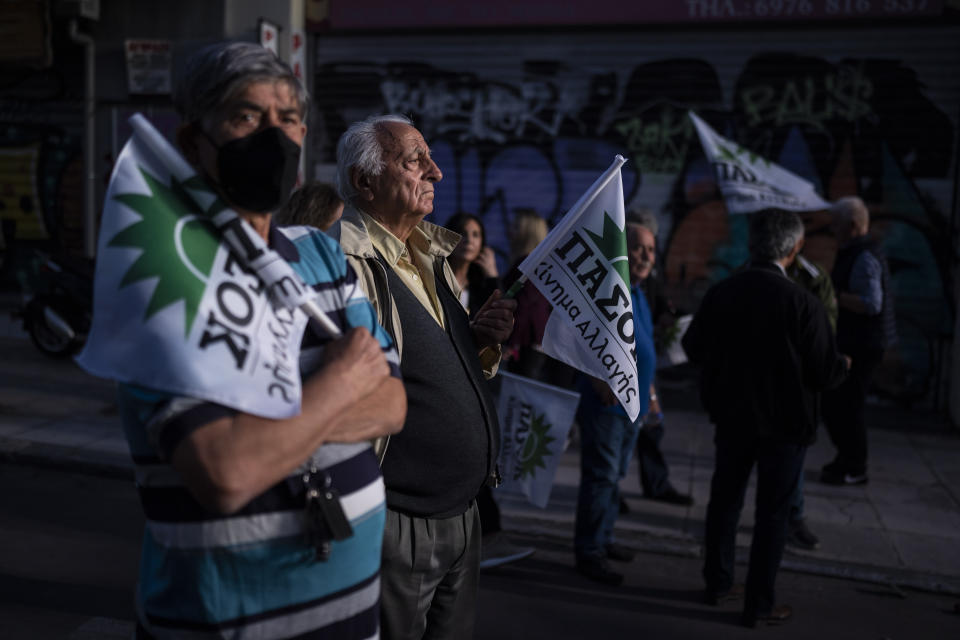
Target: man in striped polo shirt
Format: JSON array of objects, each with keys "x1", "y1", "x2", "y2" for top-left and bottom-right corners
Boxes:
[{"x1": 119, "y1": 42, "x2": 406, "y2": 639}]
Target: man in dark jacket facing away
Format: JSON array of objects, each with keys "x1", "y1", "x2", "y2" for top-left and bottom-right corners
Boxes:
[{"x1": 682, "y1": 210, "x2": 849, "y2": 627}]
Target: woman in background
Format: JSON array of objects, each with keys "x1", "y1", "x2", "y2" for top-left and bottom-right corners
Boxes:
[
  {"x1": 445, "y1": 212, "x2": 500, "y2": 317},
  {"x1": 503, "y1": 210, "x2": 575, "y2": 388},
  {"x1": 444, "y1": 212, "x2": 535, "y2": 570},
  {"x1": 506, "y1": 209, "x2": 548, "y2": 278}
]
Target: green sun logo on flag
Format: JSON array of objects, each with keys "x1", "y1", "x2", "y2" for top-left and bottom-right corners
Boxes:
[
  {"x1": 585, "y1": 211, "x2": 630, "y2": 287},
  {"x1": 109, "y1": 169, "x2": 219, "y2": 335},
  {"x1": 516, "y1": 411, "x2": 556, "y2": 480},
  {"x1": 717, "y1": 141, "x2": 771, "y2": 168}
]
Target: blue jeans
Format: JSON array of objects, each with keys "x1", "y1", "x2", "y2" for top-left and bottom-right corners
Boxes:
[
  {"x1": 575, "y1": 411, "x2": 640, "y2": 559},
  {"x1": 789, "y1": 469, "x2": 805, "y2": 523},
  {"x1": 636, "y1": 421, "x2": 671, "y2": 497}
]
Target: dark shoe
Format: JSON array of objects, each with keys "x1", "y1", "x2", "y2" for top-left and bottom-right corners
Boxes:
[
  {"x1": 741, "y1": 604, "x2": 793, "y2": 627},
  {"x1": 649, "y1": 486, "x2": 694, "y2": 506},
  {"x1": 604, "y1": 542, "x2": 635, "y2": 562},
  {"x1": 820, "y1": 467, "x2": 868, "y2": 486},
  {"x1": 786, "y1": 519, "x2": 821, "y2": 551},
  {"x1": 576, "y1": 555, "x2": 624, "y2": 586},
  {"x1": 821, "y1": 459, "x2": 843, "y2": 474},
  {"x1": 703, "y1": 583, "x2": 744, "y2": 605},
  {"x1": 619, "y1": 496, "x2": 630, "y2": 514}
]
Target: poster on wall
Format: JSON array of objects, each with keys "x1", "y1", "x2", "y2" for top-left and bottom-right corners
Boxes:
[
  {"x1": 290, "y1": 28, "x2": 307, "y2": 186},
  {"x1": 0, "y1": 146, "x2": 46, "y2": 240},
  {"x1": 290, "y1": 29, "x2": 306, "y2": 81},
  {"x1": 305, "y1": 0, "x2": 331, "y2": 29},
  {"x1": 259, "y1": 19, "x2": 279, "y2": 56},
  {"x1": 124, "y1": 39, "x2": 171, "y2": 95},
  {"x1": 0, "y1": 1, "x2": 52, "y2": 67}
]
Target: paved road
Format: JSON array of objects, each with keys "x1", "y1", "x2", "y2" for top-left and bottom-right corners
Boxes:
[
  {"x1": 2, "y1": 464, "x2": 959, "y2": 640},
  {"x1": 0, "y1": 464, "x2": 141, "y2": 640},
  {"x1": 2, "y1": 303, "x2": 959, "y2": 637}
]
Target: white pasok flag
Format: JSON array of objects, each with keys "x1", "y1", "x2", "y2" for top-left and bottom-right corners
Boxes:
[
  {"x1": 496, "y1": 371, "x2": 580, "y2": 508},
  {"x1": 517, "y1": 156, "x2": 641, "y2": 421},
  {"x1": 689, "y1": 111, "x2": 832, "y2": 214},
  {"x1": 76, "y1": 118, "x2": 313, "y2": 419}
]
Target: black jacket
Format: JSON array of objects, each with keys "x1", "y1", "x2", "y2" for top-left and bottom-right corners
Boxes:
[{"x1": 682, "y1": 263, "x2": 848, "y2": 445}]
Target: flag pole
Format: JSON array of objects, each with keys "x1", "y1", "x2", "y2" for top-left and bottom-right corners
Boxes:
[
  {"x1": 502, "y1": 276, "x2": 527, "y2": 299},
  {"x1": 504, "y1": 155, "x2": 628, "y2": 299},
  {"x1": 127, "y1": 113, "x2": 341, "y2": 337}
]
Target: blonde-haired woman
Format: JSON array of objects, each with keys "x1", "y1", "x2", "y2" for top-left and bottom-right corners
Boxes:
[{"x1": 508, "y1": 208, "x2": 548, "y2": 264}]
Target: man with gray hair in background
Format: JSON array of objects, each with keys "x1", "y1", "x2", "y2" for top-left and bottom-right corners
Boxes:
[
  {"x1": 329, "y1": 114, "x2": 516, "y2": 640},
  {"x1": 683, "y1": 210, "x2": 849, "y2": 627},
  {"x1": 624, "y1": 208, "x2": 693, "y2": 508}
]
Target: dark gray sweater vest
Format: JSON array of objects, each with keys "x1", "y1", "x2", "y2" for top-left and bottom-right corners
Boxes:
[
  {"x1": 379, "y1": 260, "x2": 500, "y2": 518},
  {"x1": 832, "y1": 237, "x2": 895, "y2": 353}
]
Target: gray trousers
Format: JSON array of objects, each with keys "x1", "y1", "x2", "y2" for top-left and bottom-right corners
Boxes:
[{"x1": 380, "y1": 501, "x2": 481, "y2": 640}]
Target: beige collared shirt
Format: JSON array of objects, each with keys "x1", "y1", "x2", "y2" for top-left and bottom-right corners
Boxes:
[
  {"x1": 359, "y1": 211, "x2": 446, "y2": 329},
  {"x1": 356, "y1": 210, "x2": 501, "y2": 372}
]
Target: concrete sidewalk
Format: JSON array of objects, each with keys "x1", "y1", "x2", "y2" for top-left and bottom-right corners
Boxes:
[
  {"x1": 1, "y1": 321, "x2": 959, "y2": 596},
  {"x1": 497, "y1": 402, "x2": 960, "y2": 596}
]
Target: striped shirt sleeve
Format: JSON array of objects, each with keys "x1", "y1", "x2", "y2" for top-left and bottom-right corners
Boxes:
[{"x1": 287, "y1": 226, "x2": 402, "y2": 378}]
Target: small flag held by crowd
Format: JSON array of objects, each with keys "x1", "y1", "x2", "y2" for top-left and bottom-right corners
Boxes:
[
  {"x1": 515, "y1": 156, "x2": 641, "y2": 421},
  {"x1": 496, "y1": 371, "x2": 580, "y2": 508},
  {"x1": 689, "y1": 111, "x2": 832, "y2": 215}
]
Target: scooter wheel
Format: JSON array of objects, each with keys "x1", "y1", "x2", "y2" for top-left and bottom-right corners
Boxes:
[{"x1": 26, "y1": 303, "x2": 79, "y2": 358}]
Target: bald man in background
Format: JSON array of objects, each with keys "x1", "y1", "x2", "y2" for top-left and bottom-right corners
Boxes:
[{"x1": 820, "y1": 197, "x2": 896, "y2": 487}]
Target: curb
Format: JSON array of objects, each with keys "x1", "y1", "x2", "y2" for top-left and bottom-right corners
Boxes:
[
  {"x1": 502, "y1": 512, "x2": 960, "y2": 598},
  {"x1": 5, "y1": 437, "x2": 960, "y2": 598},
  {"x1": 0, "y1": 439, "x2": 133, "y2": 480}
]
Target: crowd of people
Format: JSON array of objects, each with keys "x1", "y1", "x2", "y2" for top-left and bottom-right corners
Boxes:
[{"x1": 100, "y1": 41, "x2": 892, "y2": 638}]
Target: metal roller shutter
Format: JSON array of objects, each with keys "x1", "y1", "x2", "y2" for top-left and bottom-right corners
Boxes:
[{"x1": 311, "y1": 24, "x2": 960, "y2": 404}]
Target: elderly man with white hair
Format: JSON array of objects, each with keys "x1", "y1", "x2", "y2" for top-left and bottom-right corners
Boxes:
[
  {"x1": 329, "y1": 114, "x2": 516, "y2": 640},
  {"x1": 820, "y1": 196, "x2": 896, "y2": 486}
]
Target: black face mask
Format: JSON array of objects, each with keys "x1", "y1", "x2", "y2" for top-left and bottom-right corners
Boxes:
[{"x1": 201, "y1": 126, "x2": 301, "y2": 213}]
